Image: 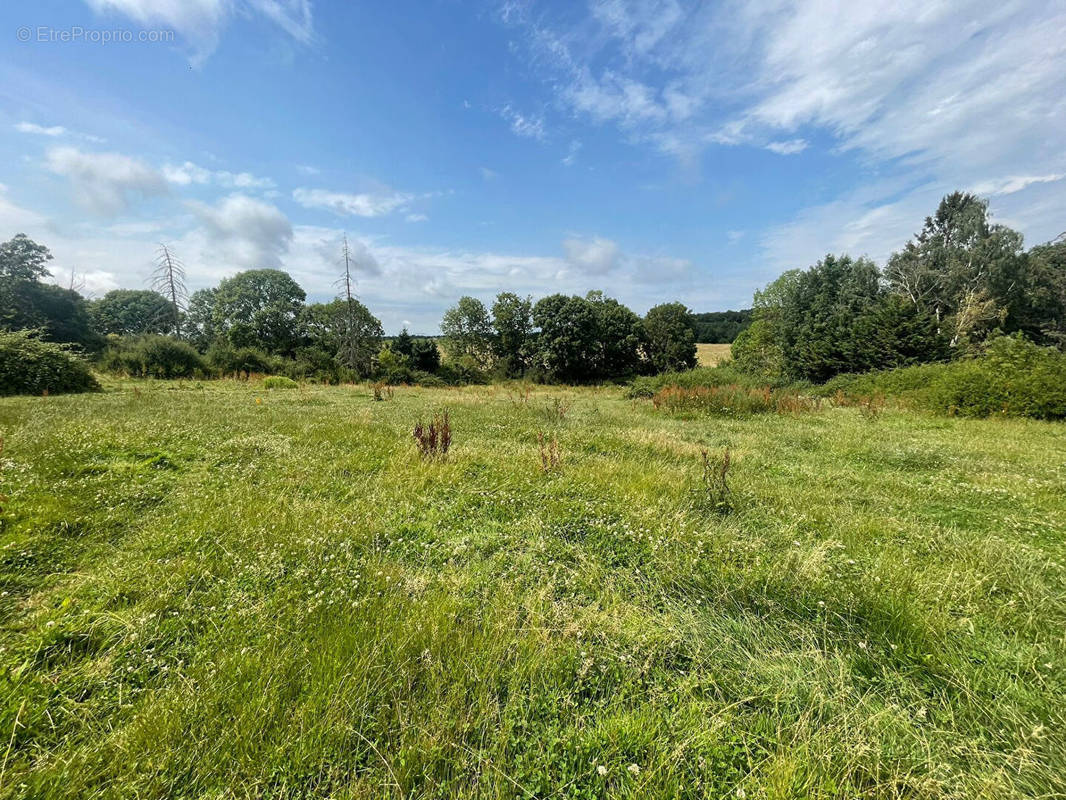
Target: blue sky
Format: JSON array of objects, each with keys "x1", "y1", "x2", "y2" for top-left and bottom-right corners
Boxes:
[{"x1": 1, "y1": 0, "x2": 1064, "y2": 333}]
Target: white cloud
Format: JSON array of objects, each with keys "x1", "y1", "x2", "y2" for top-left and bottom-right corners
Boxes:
[
  {"x1": 970, "y1": 174, "x2": 1066, "y2": 197},
  {"x1": 765, "y1": 138, "x2": 807, "y2": 155},
  {"x1": 16, "y1": 122, "x2": 66, "y2": 137},
  {"x1": 504, "y1": 0, "x2": 1066, "y2": 264},
  {"x1": 16, "y1": 122, "x2": 105, "y2": 143},
  {"x1": 406, "y1": 213, "x2": 429, "y2": 223},
  {"x1": 189, "y1": 193, "x2": 293, "y2": 268},
  {"x1": 46, "y1": 146, "x2": 168, "y2": 215},
  {"x1": 162, "y1": 160, "x2": 275, "y2": 190},
  {"x1": 500, "y1": 105, "x2": 547, "y2": 141},
  {"x1": 563, "y1": 235, "x2": 620, "y2": 275},
  {"x1": 84, "y1": 0, "x2": 313, "y2": 64},
  {"x1": 293, "y1": 187, "x2": 416, "y2": 218}
]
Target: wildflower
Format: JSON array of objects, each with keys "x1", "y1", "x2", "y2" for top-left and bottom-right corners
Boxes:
[
  {"x1": 627, "y1": 764, "x2": 640, "y2": 776},
  {"x1": 597, "y1": 765, "x2": 607, "y2": 776},
  {"x1": 736, "y1": 788, "x2": 746, "y2": 799}
]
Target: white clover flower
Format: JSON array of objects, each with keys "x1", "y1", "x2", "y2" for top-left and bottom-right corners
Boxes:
[
  {"x1": 627, "y1": 764, "x2": 640, "y2": 775},
  {"x1": 597, "y1": 765, "x2": 607, "y2": 776}
]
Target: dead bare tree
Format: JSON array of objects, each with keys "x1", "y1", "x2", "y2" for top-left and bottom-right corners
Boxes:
[{"x1": 152, "y1": 244, "x2": 188, "y2": 338}]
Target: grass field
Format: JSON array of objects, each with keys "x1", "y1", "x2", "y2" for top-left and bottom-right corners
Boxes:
[
  {"x1": 696, "y1": 343, "x2": 731, "y2": 367},
  {"x1": 1, "y1": 379, "x2": 1064, "y2": 798}
]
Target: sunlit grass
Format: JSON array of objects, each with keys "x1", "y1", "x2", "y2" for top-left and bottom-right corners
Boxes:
[{"x1": 1, "y1": 378, "x2": 1064, "y2": 798}]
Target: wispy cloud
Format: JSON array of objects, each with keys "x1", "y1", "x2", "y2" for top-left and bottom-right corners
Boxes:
[
  {"x1": 765, "y1": 139, "x2": 807, "y2": 155},
  {"x1": 15, "y1": 122, "x2": 104, "y2": 143},
  {"x1": 292, "y1": 187, "x2": 416, "y2": 218},
  {"x1": 162, "y1": 161, "x2": 275, "y2": 190},
  {"x1": 500, "y1": 104, "x2": 547, "y2": 141}
]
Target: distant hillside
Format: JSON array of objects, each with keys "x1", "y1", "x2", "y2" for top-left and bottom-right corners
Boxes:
[{"x1": 693, "y1": 309, "x2": 752, "y2": 343}]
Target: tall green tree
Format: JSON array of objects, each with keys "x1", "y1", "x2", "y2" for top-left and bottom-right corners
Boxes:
[
  {"x1": 643, "y1": 302, "x2": 697, "y2": 373},
  {"x1": 441, "y1": 296, "x2": 494, "y2": 367},
  {"x1": 90, "y1": 289, "x2": 177, "y2": 336},
  {"x1": 0, "y1": 234, "x2": 99, "y2": 349},
  {"x1": 886, "y1": 192, "x2": 1024, "y2": 348},
  {"x1": 303, "y1": 299, "x2": 383, "y2": 377},
  {"x1": 210, "y1": 269, "x2": 306, "y2": 355},
  {"x1": 491, "y1": 292, "x2": 533, "y2": 375}
]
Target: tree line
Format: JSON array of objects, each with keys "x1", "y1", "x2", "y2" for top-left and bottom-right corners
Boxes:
[
  {"x1": 0, "y1": 234, "x2": 701, "y2": 384},
  {"x1": 733, "y1": 192, "x2": 1066, "y2": 382},
  {"x1": 3, "y1": 190, "x2": 1062, "y2": 387}
]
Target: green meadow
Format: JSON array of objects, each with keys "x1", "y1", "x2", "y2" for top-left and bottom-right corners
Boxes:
[{"x1": 1, "y1": 380, "x2": 1064, "y2": 799}]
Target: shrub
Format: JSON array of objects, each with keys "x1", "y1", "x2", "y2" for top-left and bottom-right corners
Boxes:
[
  {"x1": 820, "y1": 336, "x2": 1066, "y2": 420},
  {"x1": 102, "y1": 335, "x2": 204, "y2": 379},
  {"x1": 0, "y1": 329, "x2": 99, "y2": 396},
  {"x1": 264, "y1": 376, "x2": 298, "y2": 389},
  {"x1": 207, "y1": 344, "x2": 273, "y2": 378}
]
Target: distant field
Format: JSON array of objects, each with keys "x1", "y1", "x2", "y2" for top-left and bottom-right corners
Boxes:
[
  {"x1": 1, "y1": 380, "x2": 1064, "y2": 798},
  {"x1": 696, "y1": 342, "x2": 731, "y2": 366}
]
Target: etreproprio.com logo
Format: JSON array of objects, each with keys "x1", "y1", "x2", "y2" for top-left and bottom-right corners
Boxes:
[{"x1": 16, "y1": 26, "x2": 175, "y2": 44}]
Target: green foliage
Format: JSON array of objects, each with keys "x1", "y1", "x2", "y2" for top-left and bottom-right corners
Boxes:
[
  {"x1": 102, "y1": 335, "x2": 205, "y2": 379},
  {"x1": 739, "y1": 254, "x2": 948, "y2": 382},
  {"x1": 207, "y1": 343, "x2": 273, "y2": 378},
  {"x1": 90, "y1": 289, "x2": 177, "y2": 336},
  {"x1": 209, "y1": 269, "x2": 307, "y2": 355},
  {"x1": 410, "y1": 338, "x2": 441, "y2": 373},
  {"x1": 263, "y1": 376, "x2": 299, "y2": 389},
  {"x1": 692, "y1": 309, "x2": 752, "y2": 343},
  {"x1": 0, "y1": 329, "x2": 98, "y2": 395},
  {"x1": 885, "y1": 192, "x2": 1025, "y2": 349},
  {"x1": 532, "y1": 291, "x2": 645, "y2": 382},
  {"x1": 643, "y1": 302, "x2": 698, "y2": 373},
  {"x1": 304, "y1": 299, "x2": 383, "y2": 378},
  {"x1": 0, "y1": 233, "x2": 53, "y2": 282},
  {"x1": 822, "y1": 335, "x2": 1066, "y2": 419},
  {"x1": 392, "y1": 327, "x2": 414, "y2": 359},
  {"x1": 491, "y1": 292, "x2": 533, "y2": 375},
  {"x1": 441, "y1": 296, "x2": 494, "y2": 368}
]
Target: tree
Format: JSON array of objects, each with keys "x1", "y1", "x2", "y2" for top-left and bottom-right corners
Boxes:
[
  {"x1": 151, "y1": 244, "x2": 188, "y2": 337},
  {"x1": 185, "y1": 288, "x2": 218, "y2": 351},
  {"x1": 90, "y1": 289, "x2": 176, "y2": 336},
  {"x1": 0, "y1": 234, "x2": 53, "y2": 282},
  {"x1": 692, "y1": 310, "x2": 752, "y2": 343},
  {"x1": 1024, "y1": 234, "x2": 1066, "y2": 347},
  {"x1": 588, "y1": 291, "x2": 645, "y2": 377},
  {"x1": 411, "y1": 338, "x2": 441, "y2": 372},
  {"x1": 744, "y1": 254, "x2": 947, "y2": 382},
  {"x1": 643, "y1": 302, "x2": 697, "y2": 373},
  {"x1": 210, "y1": 269, "x2": 306, "y2": 355},
  {"x1": 441, "y1": 296, "x2": 494, "y2": 366},
  {"x1": 886, "y1": 192, "x2": 1024, "y2": 349},
  {"x1": 304, "y1": 299, "x2": 383, "y2": 377},
  {"x1": 491, "y1": 292, "x2": 533, "y2": 375},
  {"x1": 393, "y1": 327, "x2": 414, "y2": 359},
  {"x1": 0, "y1": 235, "x2": 98, "y2": 349}
]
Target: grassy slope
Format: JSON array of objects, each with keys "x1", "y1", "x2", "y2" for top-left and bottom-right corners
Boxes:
[{"x1": 1, "y1": 380, "x2": 1064, "y2": 799}]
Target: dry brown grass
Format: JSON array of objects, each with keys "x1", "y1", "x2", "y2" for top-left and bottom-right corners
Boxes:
[{"x1": 696, "y1": 342, "x2": 732, "y2": 366}]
